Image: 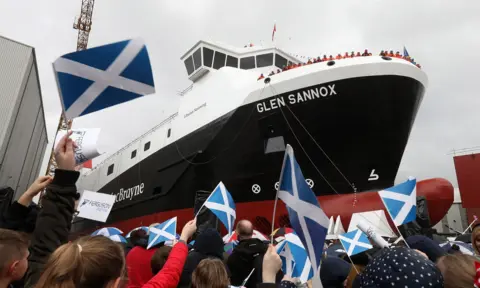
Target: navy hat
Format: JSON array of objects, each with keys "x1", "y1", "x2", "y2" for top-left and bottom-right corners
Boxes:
[
  {"x1": 407, "y1": 235, "x2": 446, "y2": 262},
  {"x1": 320, "y1": 257, "x2": 351, "y2": 288},
  {"x1": 355, "y1": 246, "x2": 443, "y2": 287}
]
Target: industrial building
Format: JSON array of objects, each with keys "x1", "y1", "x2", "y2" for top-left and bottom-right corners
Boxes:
[{"x1": 0, "y1": 36, "x2": 48, "y2": 200}]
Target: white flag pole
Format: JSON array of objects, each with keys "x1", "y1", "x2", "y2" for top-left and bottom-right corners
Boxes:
[{"x1": 271, "y1": 146, "x2": 290, "y2": 244}]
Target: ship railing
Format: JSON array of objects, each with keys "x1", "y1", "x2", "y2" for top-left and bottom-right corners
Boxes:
[
  {"x1": 82, "y1": 112, "x2": 179, "y2": 176},
  {"x1": 177, "y1": 83, "x2": 194, "y2": 96}
]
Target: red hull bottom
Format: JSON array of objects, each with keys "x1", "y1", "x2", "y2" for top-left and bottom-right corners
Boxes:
[{"x1": 83, "y1": 178, "x2": 453, "y2": 237}]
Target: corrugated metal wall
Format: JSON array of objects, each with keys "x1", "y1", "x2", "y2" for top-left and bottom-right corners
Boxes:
[
  {"x1": 0, "y1": 37, "x2": 33, "y2": 163},
  {"x1": 0, "y1": 36, "x2": 48, "y2": 200}
]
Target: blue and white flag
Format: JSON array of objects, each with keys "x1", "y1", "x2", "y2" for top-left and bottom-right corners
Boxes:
[
  {"x1": 379, "y1": 177, "x2": 417, "y2": 226},
  {"x1": 203, "y1": 182, "x2": 236, "y2": 235},
  {"x1": 91, "y1": 227, "x2": 123, "y2": 237},
  {"x1": 147, "y1": 217, "x2": 177, "y2": 249},
  {"x1": 276, "y1": 232, "x2": 314, "y2": 283},
  {"x1": 277, "y1": 145, "x2": 329, "y2": 286},
  {"x1": 338, "y1": 229, "x2": 372, "y2": 256},
  {"x1": 53, "y1": 38, "x2": 155, "y2": 119},
  {"x1": 108, "y1": 234, "x2": 128, "y2": 244},
  {"x1": 403, "y1": 46, "x2": 410, "y2": 57}
]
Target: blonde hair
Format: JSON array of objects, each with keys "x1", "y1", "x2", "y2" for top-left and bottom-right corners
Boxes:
[
  {"x1": 437, "y1": 254, "x2": 478, "y2": 288},
  {"x1": 472, "y1": 225, "x2": 480, "y2": 255},
  {"x1": 192, "y1": 258, "x2": 229, "y2": 288},
  {"x1": 35, "y1": 236, "x2": 125, "y2": 288}
]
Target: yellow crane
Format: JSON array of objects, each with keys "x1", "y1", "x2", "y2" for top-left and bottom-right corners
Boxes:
[{"x1": 44, "y1": 0, "x2": 95, "y2": 176}]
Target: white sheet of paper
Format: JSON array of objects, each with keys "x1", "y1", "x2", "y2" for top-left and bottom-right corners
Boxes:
[
  {"x1": 77, "y1": 190, "x2": 116, "y2": 222},
  {"x1": 348, "y1": 210, "x2": 396, "y2": 238},
  {"x1": 54, "y1": 128, "x2": 102, "y2": 165}
]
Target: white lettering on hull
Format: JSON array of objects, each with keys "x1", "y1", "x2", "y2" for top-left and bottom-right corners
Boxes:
[
  {"x1": 114, "y1": 183, "x2": 145, "y2": 203},
  {"x1": 257, "y1": 84, "x2": 337, "y2": 113}
]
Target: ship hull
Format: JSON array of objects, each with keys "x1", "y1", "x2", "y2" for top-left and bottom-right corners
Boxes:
[{"x1": 72, "y1": 74, "x2": 426, "y2": 233}]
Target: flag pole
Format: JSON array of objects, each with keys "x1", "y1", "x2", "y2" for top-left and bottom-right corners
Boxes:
[{"x1": 271, "y1": 145, "x2": 290, "y2": 244}]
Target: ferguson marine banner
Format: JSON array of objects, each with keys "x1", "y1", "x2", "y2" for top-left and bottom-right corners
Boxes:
[{"x1": 77, "y1": 190, "x2": 116, "y2": 222}]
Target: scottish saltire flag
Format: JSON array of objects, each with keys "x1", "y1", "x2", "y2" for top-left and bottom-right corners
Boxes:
[
  {"x1": 277, "y1": 145, "x2": 329, "y2": 286},
  {"x1": 379, "y1": 177, "x2": 417, "y2": 226},
  {"x1": 53, "y1": 38, "x2": 155, "y2": 119},
  {"x1": 147, "y1": 217, "x2": 177, "y2": 249},
  {"x1": 108, "y1": 234, "x2": 128, "y2": 243},
  {"x1": 338, "y1": 229, "x2": 372, "y2": 256},
  {"x1": 91, "y1": 227, "x2": 123, "y2": 237},
  {"x1": 403, "y1": 46, "x2": 410, "y2": 57},
  {"x1": 276, "y1": 232, "x2": 314, "y2": 283},
  {"x1": 203, "y1": 182, "x2": 236, "y2": 235},
  {"x1": 126, "y1": 226, "x2": 149, "y2": 238}
]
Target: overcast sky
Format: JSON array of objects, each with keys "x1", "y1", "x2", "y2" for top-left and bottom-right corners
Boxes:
[{"x1": 0, "y1": 0, "x2": 479, "y2": 187}]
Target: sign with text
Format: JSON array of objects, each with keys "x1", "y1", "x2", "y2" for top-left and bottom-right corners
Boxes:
[
  {"x1": 55, "y1": 128, "x2": 102, "y2": 165},
  {"x1": 77, "y1": 190, "x2": 116, "y2": 222}
]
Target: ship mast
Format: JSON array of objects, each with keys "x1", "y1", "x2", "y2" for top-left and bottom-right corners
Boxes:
[{"x1": 44, "y1": 0, "x2": 95, "y2": 177}]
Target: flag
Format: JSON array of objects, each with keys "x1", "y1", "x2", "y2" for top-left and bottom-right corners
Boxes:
[
  {"x1": 147, "y1": 217, "x2": 177, "y2": 249},
  {"x1": 203, "y1": 182, "x2": 236, "y2": 235},
  {"x1": 276, "y1": 232, "x2": 314, "y2": 283},
  {"x1": 108, "y1": 234, "x2": 127, "y2": 243},
  {"x1": 403, "y1": 46, "x2": 409, "y2": 57},
  {"x1": 272, "y1": 23, "x2": 277, "y2": 41},
  {"x1": 53, "y1": 38, "x2": 155, "y2": 119},
  {"x1": 277, "y1": 144, "x2": 329, "y2": 286},
  {"x1": 379, "y1": 177, "x2": 417, "y2": 226},
  {"x1": 338, "y1": 229, "x2": 372, "y2": 256},
  {"x1": 91, "y1": 227, "x2": 123, "y2": 237}
]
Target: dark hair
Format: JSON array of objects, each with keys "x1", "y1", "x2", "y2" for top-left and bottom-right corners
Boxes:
[
  {"x1": 437, "y1": 254, "x2": 478, "y2": 288},
  {"x1": 130, "y1": 229, "x2": 148, "y2": 248},
  {"x1": 0, "y1": 229, "x2": 29, "y2": 273},
  {"x1": 151, "y1": 245, "x2": 172, "y2": 275},
  {"x1": 35, "y1": 236, "x2": 125, "y2": 288},
  {"x1": 192, "y1": 258, "x2": 229, "y2": 288}
]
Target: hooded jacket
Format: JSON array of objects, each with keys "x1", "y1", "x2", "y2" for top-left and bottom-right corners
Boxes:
[
  {"x1": 178, "y1": 228, "x2": 225, "y2": 287},
  {"x1": 126, "y1": 246, "x2": 157, "y2": 288},
  {"x1": 227, "y1": 238, "x2": 282, "y2": 288}
]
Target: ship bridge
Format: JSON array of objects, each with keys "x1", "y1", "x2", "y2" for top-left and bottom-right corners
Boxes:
[{"x1": 180, "y1": 40, "x2": 300, "y2": 82}]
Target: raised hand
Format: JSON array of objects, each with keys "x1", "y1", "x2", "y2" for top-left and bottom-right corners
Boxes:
[
  {"x1": 262, "y1": 245, "x2": 282, "y2": 283},
  {"x1": 180, "y1": 219, "x2": 197, "y2": 242},
  {"x1": 18, "y1": 176, "x2": 53, "y2": 206},
  {"x1": 54, "y1": 131, "x2": 76, "y2": 171}
]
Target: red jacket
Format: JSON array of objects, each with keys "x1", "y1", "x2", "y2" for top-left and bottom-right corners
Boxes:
[
  {"x1": 127, "y1": 246, "x2": 157, "y2": 288},
  {"x1": 143, "y1": 241, "x2": 188, "y2": 288}
]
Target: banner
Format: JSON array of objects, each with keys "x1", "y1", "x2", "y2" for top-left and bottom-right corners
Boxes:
[
  {"x1": 77, "y1": 190, "x2": 116, "y2": 222},
  {"x1": 55, "y1": 128, "x2": 102, "y2": 165}
]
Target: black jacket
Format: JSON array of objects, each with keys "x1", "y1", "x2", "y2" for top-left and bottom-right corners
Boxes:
[
  {"x1": 24, "y1": 169, "x2": 80, "y2": 288},
  {"x1": 178, "y1": 228, "x2": 225, "y2": 287},
  {"x1": 0, "y1": 201, "x2": 39, "y2": 233},
  {"x1": 227, "y1": 238, "x2": 283, "y2": 288}
]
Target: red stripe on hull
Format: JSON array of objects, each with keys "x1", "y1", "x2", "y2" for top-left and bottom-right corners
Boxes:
[{"x1": 78, "y1": 178, "x2": 453, "y2": 237}]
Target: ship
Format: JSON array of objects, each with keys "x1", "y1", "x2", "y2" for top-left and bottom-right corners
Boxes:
[{"x1": 72, "y1": 40, "x2": 453, "y2": 235}]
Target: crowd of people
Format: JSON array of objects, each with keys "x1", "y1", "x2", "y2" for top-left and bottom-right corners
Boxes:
[
  {"x1": 0, "y1": 131, "x2": 479, "y2": 288},
  {"x1": 258, "y1": 49, "x2": 421, "y2": 80}
]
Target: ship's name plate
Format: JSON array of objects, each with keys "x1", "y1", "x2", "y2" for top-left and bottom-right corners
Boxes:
[
  {"x1": 256, "y1": 84, "x2": 336, "y2": 113},
  {"x1": 114, "y1": 183, "x2": 145, "y2": 203}
]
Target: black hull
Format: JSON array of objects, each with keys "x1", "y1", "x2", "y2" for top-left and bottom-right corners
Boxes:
[{"x1": 72, "y1": 75, "x2": 424, "y2": 232}]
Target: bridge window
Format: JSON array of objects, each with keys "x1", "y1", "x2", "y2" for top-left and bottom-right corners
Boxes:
[
  {"x1": 144, "y1": 141, "x2": 151, "y2": 151},
  {"x1": 203, "y1": 47, "x2": 214, "y2": 67},
  {"x1": 167, "y1": 128, "x2": 171, "y2": 138},
  {"x1": 256, "y1": 53, "x2": 273, "y2": 68},
  {"x1": 107, "y1": 164, "x2": 114, "y2": 176},
  {"x1": 275, "y1": 54, "x2": 288, "y2": 69},
  {"x1": 131, "y1": 150, "x2": 137, "y2": 159},
  {"x1": 213, "y1": 51, "x2": 226, "y2": 69},
  {"x1": 240, "y1": 56, "x2": 255, "y2": 69},
  {"x1": 193, "y1": 48, "x2": 202, "y2": 70},
  {"x1": 226, "y1": 55, "x2": 238, "y2": 68},
  {"x1": 184, "y1": 56, "x2": 194, "y2": 75}
]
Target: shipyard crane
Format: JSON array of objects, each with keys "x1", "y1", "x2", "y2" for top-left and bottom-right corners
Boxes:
[{"x1": 44, "y1": 0, "x2": 95, "y2": 177}]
